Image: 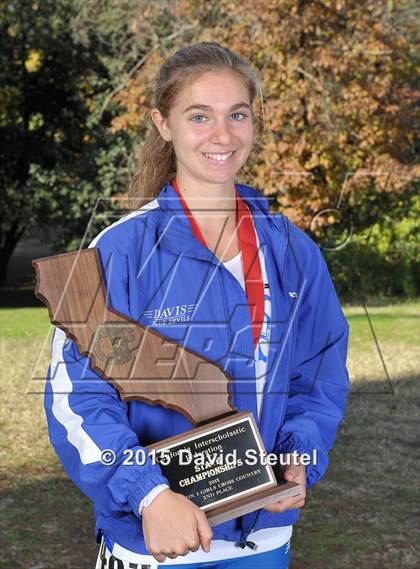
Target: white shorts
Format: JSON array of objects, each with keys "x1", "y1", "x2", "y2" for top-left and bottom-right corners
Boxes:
[
  {"x1": 95, "y1": 526, "x2": 293, "y2": 568},
  {"x1": 95, "y1": 537, "x2": 158, "y2": 569}
]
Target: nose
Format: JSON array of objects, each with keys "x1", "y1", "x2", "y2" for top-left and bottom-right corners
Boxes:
[{"x1": 209, "y1": 118, "x2": 232, "y2": 145}]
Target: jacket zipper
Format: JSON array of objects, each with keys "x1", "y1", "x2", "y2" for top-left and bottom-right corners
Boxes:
[
  {"x1": 236, "y1": 217, "x2": 294, "y2": 548},
  {"x1": 219, "y1": 262, "x2": 260, "y2": 550}
]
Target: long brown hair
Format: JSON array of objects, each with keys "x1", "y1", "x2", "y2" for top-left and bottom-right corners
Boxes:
[{"x1": 128, "y1": 41, "x2": 262, "y2": 201}]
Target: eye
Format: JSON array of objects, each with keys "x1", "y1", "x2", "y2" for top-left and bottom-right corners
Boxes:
[
  {"x1": 191, "y1": 114, "x2": 207, "y2": 123},
  {"x1": 231, "y1": 112, "x2": 248, "y2": 121}
]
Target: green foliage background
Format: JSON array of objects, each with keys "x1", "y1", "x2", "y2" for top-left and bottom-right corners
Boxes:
[{"x1": 324, "y1": 181, "x2": 419, "y2": 299}]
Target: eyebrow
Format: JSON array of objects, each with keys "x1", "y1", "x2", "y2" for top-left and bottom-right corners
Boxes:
[{"x1": 182, "y1": 102, "x2": 252, "y2": 114}]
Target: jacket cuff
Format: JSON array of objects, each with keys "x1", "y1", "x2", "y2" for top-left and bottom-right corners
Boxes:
[
  {"x1": 275, "y1": 432, "x2": 328, "y2": 488},
  {"x1": 139, "y1": 484, "x2": 170, "y2": 516},
  {"x1": 128, "y1": 470, "x2": 171, "y2": 518}
]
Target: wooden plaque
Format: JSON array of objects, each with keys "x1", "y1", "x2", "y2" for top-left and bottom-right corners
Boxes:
[{"x1": 33, "y1": 248, "x2": 235, "y2": 426}]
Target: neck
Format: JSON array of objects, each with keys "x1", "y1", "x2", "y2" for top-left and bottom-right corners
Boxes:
[{"x1": 174, "y1": 172, "x2": 237, "y2": 215}]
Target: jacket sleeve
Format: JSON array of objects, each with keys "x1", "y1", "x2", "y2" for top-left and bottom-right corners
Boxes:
[
  {"x1": 44, "y1": 237, "x2": 170, "y2": 518},
  {"x1": 274, "y1": 239, "x2": 350, "y2": 489}
]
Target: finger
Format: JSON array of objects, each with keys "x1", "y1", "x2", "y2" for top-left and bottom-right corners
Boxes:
[
  {"x1": 189, "y1": 544, "x2": 200, "y2": 553},
  {"x1": 195, "y1": 510, "x2": 213, "y2": 552},
  {"x1": 283, "y1": 465, "x2": 298, "y2": 476},
  {"x1": 283, "y1": 465, "x2": 305, "y2": 482},
  {"x1": 264, "y1": 494, "x2": 302, "y2": 513},
  {"x1": 147, "y1": 543, "x2": 166, "y2": 564},
  {"x1": 263, "y1": 499, "x2": 290, "y2": 513},
  {"x1": 285, "y1": 496, "x2": 306, "y2": 508},
  {"x1": 180, "y1": 548, "x2": 191, "y2": 556},
  {"x1": 284, "y1": 495, "x2": 305, "y2": 508},
  {"x1": 185, "y1": 540, "x2": 200, "y2": 553},
  {"x1": 151, "y1": 552, "x2": 166, "y2": 563},
  {"x1": 264, "y1": 501, "x2": 288, "y2": 513}
]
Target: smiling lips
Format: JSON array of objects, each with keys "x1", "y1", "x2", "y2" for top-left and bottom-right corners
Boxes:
[{"x1": 202, "y1": 151, "x2": 235, "y2": 163}]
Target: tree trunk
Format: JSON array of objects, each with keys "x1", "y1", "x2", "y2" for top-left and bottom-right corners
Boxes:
[{"x1": 0, "y1": 221, "x2": 26, "y2": 286}]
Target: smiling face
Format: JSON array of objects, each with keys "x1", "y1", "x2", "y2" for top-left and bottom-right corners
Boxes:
[{"x1": 151, "y1": 69, "x2": 254, "y2": 189}]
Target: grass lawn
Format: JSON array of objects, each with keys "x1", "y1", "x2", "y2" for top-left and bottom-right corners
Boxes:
[{"x1": 0, "y1": 299, "x2": 419, "y2": 568}]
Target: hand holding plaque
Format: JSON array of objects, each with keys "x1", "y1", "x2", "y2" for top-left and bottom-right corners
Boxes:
[{"x1": 33, "y1": 248, "x2": 302, "y2": 526}]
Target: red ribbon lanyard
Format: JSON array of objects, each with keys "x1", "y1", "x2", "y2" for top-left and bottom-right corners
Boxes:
[{"x1": 172, "y1": 177, "x2": 264, "y2": 350}]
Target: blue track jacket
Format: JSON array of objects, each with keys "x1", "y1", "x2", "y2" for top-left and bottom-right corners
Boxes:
[{"x1": 44, "y1": 180, "x2": 350, "y2": 555}]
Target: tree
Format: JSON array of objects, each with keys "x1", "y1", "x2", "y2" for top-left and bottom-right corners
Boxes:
[
  {"x1": 111, "y1": 0, "x2": 419, "y2": 239},
  {"x1": 2, "y1": 0, "x2": 417, "y2": 291},
  {"x1": 0, "y1": 0, "x2": 133, "y2": 284}
]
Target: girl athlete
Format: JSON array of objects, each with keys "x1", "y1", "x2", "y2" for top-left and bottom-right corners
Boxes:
[{"x1": 44, "y1": 42, "x2": 350, "y2": 569}]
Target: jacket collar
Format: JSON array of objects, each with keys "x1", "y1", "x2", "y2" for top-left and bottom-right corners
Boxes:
[{"x1": 156, "y1": 180, "x2": 283, "y2": 263}]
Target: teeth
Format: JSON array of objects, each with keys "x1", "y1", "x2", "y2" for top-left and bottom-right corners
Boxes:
[{"x1": 204, "y1": 152, "x2": 233, "y2": 161}]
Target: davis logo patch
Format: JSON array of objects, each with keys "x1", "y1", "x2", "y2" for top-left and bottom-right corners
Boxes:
[{"x1": 142, "y1": 303, "x2": 198, "y2": 326}]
